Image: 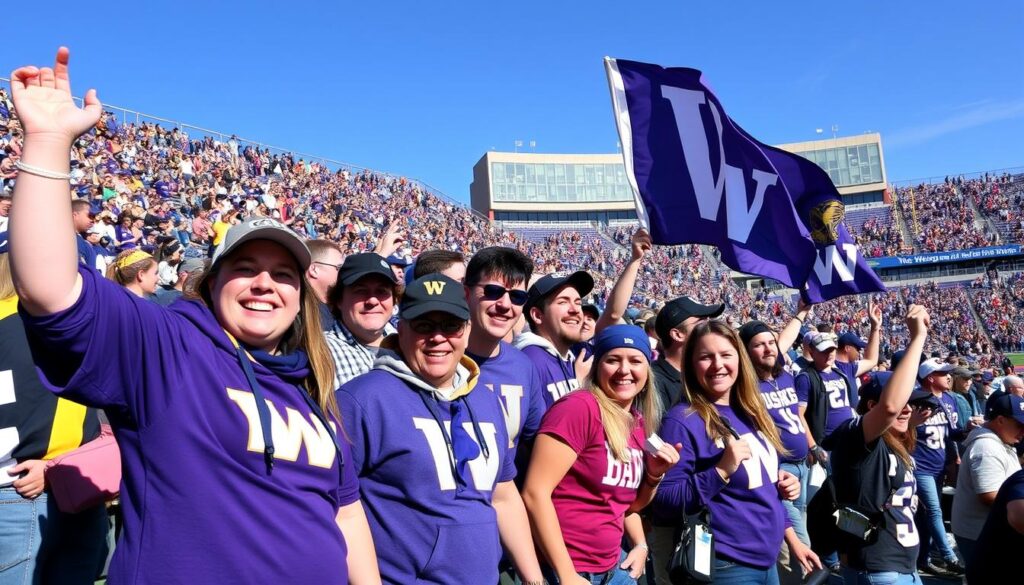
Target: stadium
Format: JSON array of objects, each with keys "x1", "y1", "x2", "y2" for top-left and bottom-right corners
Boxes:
[{"x1": 2, "y1": 34, "x2": 1022, "y2": 585}]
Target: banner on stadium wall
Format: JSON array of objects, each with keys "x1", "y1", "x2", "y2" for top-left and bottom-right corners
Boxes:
[
  {"x1": 604, "y1": 58, "x2": 886, "y2": 302},
  {"x1": 867, "y1": 245, "x2": 1024, "y2": 269}
]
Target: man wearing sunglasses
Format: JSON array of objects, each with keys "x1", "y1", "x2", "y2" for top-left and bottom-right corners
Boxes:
[
  {"x1": 514, "y1": 270, "x2": 595, "y2": 408},
  {"x1": 464, "y1": 247, "x2": 546, "y2": 454},
  {"x1": 338, "y1": 273, "x2": 544, "y2": 585}
]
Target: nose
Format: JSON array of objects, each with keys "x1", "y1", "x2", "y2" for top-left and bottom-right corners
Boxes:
[{"x1": 251, "y1": 270, "x2": 274, "y2": 291}]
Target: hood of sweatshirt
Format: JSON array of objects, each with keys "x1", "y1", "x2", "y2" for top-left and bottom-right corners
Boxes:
[
  {"x1": 512, "y1": 331, "x2": 574, "y2": 361},
  {"x1": 373, "y1": 334, "x2": 480, "y2": 400}
]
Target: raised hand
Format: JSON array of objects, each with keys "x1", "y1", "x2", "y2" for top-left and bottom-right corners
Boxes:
[
  {"x1": 905, "y1": 304, "x2": 930, "y2": 339},
  {"x1": 631, "y1": 228, "x2": 652, "y2": 262},
  {"x1": 9, "y1": 47, "x2": 101, "y2": 144},
  {"x1": 869, "y1": 300, "x2": 883, "y2": 329},
  {"x1": 375, "y1": 222, "x2": 406, "y2": 258}
]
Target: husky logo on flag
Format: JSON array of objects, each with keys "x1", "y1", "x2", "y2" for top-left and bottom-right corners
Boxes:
[
  {"x1": 809, "y1": 200, "x2": 845, "y2": 245},
  {"x1": 604, "y1": 57, "x2": 886, "y2": 302}
]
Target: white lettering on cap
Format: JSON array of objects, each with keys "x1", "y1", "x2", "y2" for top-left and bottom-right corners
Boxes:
[
  {"x1": 624, "y1": 338, "x2": 634, "y2": 345},
  {"x1": 250, "y1": 218, "x2": 284, "y2": 229}
]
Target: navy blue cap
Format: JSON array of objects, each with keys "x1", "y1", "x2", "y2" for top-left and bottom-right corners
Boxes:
[
  {"x1": 386, "y1": 253, "x2": 411, "y2": 267},
  {"x1": 0, "y1": 231, "x2": 7, "y2": 255},
  {"x1": 338, "y1": 253, "x2": 397, "y2": 287},
  {"x1": 986, "y1": 394, "x2": 1024, "y2": 423},
  {"x1": 838, "y1": 331, "x2": 867, "y2": 350},
  {"x1": 859, "y1": 371, "x2": 931, "y2": 405},
  {"x1": 592, "y1": 324, "x2": 652, "y2": 363}
]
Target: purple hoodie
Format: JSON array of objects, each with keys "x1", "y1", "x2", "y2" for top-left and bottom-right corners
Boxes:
[
  {"x1": 653, "y1": 403, "x2": 788, "y2": 569},
  {"x1": 21, "y1": 266, "x2": 357, "y2": 585},
  {"x1": 513, "y1": 332, "x2": 578, "y2": 408},
  {"x1": 338, "y1": 348, "x2": 515, "y2": 585}
]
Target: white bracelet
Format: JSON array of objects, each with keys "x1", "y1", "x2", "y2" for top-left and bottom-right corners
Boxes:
[
  {"x1": 635, "y1": 542, "x2": 650, "y2": 553},
  {"x1": 15, "y1": 160, "x2": 71, "y2": 180}
]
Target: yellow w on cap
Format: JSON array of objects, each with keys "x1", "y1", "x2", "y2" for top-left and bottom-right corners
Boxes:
[{"x1": 423, "y1": 281, "x2": 446, "y2": 295}]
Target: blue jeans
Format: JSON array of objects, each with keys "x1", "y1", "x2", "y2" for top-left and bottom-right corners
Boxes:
[
  {"x1": 841, "y1": 567, "x2": 922, "y2": 585},
  {"x1": 0, "y1": 486, "x2": 109, "y2": 585},
  {"x1": 912, "y1": 471, "x2": 956, "y2": 563},
  {"x1": 545, "y1": 549, "x2": 637, "y2": 585},
  {"x1": 713, "y1": 557, "x2": 779, "y2": 585},
  {"x1": 780, "y1": 460, "x2": 809, "y2": 546}
]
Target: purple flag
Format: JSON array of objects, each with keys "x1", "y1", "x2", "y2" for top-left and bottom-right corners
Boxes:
[{"x1": 605, "y1": 58, "x2": 885, "y2": 301}]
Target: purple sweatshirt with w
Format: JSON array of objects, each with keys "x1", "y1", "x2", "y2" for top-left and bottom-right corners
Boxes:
[{"x1": 652, "y1": 403, "x2": 789, "y2": 569}]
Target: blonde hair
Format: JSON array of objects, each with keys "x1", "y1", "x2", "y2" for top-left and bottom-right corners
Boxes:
[
  {"x1": 682, "y1": 320, "x2": 787, "y2": 455},
  {"x1": 0, "y1": 254, "x2": 15, "y2": 300},
  {"x1": 106, "y1": 250, "x2": 156, "y2": 287},
  {"x1": 584, "y1": 358, "x2": 663, "y2": 462}
]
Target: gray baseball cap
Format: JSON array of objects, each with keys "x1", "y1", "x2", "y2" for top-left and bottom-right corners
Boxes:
[{"x1": 210, "y1": 217, "x2": 311, "y2": 271}]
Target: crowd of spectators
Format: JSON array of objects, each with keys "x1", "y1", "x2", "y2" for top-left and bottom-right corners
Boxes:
[
  {"x1": 963, "y1": 173, "x2": 1024, "y2": 245},
  {"x1": 970, "y1": 272, "x2": 1024, "y2": 353},
  {"x1": 852, "y1": 214, "x2": 907, "y2": 258},
  {"x1": 0, "y1": 93, "x2": 1020, "y2": 369},
  {"x1": 895, "y1": 180, "x2": 995, "y2": 252}
]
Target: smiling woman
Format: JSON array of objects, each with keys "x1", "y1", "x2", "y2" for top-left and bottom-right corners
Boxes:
[
  {"x1": 523, "y1": 324, "x2": 680, "y2": 585},
  {"x1": 6, "y1": 48, "x2": 380, "y2": 584}
]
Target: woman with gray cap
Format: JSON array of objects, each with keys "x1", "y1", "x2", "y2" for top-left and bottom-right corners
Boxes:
[{"x1": 6, "y1": 48, "x2": 379, "y2": 584}]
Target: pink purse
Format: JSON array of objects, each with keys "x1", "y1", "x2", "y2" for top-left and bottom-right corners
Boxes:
[{"x1": 45, "y1": 424, "x2": 122, "y2": 513}]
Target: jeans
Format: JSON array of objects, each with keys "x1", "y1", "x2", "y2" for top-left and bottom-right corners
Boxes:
[
  {"x1": 780, "y1": 460, "x2": 810, "y2": 546},
  {"x1": 912, "y1": 471, "x2": 956, "y2": 563},
  {"x1": 841, "y1": 568, "x2": 922, "y2": 585},
  {"x1": 545, "y1": 549, "x2": 637, "y2": 585},
  {"x1": 713, "y1": 557, "x2": 780, "y2": 585},
  {"x1": 0, "y1": 486, "x2": 109, "y2": 585}
]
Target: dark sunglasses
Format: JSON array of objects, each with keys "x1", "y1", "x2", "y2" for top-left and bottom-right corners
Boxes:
[
  {"x1": 480, "y1": 284, "x2": 529, "y2": 306},
  {"x1": 409, "y1": 319, "x2": 467, "y2": 336}
]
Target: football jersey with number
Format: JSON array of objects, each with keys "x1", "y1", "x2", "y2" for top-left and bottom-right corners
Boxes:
[
  {"x1": 912, "y1": 392, "x2": 958, "y2": 476},
  {"x1": 825, "y1": 416, "x2": 920, "y2": 573},
  {"x1": 758, "y1": 372, "x2": 808, "y2": 461}
]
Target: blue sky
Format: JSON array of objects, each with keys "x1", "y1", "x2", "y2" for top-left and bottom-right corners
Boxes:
[{"x1": 4, "y1": 1, "x2": 1022, "y2": 205}]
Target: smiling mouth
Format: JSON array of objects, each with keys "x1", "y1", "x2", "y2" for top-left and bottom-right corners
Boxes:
[{"x1": 242, "y1": 301, "x2": 274, "y2": 312}]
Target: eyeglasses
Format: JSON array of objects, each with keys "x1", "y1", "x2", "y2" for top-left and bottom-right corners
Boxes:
[
  {"x1": 480, "y1": 284, "x2": 529, "y2": 306},
  {"x1": 409, "y1": 319, "x2": 467, "y2": 336},
  {"x1": 312, "y1": 260, "x2": 343, "y2": 271}
]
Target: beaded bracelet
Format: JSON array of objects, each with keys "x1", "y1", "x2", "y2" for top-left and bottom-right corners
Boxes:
[{"x1": 14, "y1": 160, "x2": 71, "y2": 180}]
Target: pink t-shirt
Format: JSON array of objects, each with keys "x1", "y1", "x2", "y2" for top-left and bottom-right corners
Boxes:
[{"x1": 539, "y1": 390, "x2": 646, "y2": 572}]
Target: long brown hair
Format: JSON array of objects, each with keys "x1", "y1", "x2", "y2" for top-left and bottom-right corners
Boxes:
[
  {"x1": 583, "y1": 358, "x2": 663, "y2": 462},
  {"x1": 199, "y1": 248, "x2": 339, "y2": 422},
  {"x1": 682, "y1": 320, "x2": 787, "y2": 455},
  {"x1": 856, "y1": 398, "x2": 917, "y2": 467}
]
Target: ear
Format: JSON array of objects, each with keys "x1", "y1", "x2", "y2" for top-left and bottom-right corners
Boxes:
[
  {"x1": 529, "y1": 305, "x2": 544, "y2": 327},
  {"x1": 669, "y1": 327, "x2": 685, "y2": 344}
]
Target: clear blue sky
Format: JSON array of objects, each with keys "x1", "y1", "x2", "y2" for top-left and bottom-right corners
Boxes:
[{"x1": 5, "y1": 1, "x2": 1022, "y2": 204}]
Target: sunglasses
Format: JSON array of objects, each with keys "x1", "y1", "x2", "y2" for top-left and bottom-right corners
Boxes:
[
  {"x1": 409, "y1": 319, "x2": 467, "y2": 336},
  {"x1": 480, "y1": 284, "x2": 529, "y2": 306}
]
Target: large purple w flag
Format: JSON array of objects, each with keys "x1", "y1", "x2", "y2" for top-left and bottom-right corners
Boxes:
[{"x1": 605, "y1": 58, "x2": 885, "y2": 302}]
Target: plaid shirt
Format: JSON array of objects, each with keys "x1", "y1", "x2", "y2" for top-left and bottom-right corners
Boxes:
[{"x1": 325, "y1": 321, "x2": 396, "y2": 390}]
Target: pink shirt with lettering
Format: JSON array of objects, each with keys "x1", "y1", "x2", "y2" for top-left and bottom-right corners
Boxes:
[{"x1": 539, "y1": 390, "x2": 646, "y2": 572}]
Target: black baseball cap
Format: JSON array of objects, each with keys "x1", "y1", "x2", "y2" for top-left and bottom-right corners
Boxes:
[
  {"x1": 581, "y1": 304, "x2": 601, "y2": 319},
  {"x1": 654, "y1": 296, "x2": 724, "y2": 342},
  {"x1": 526, "y1": 271, "x2": 594, "y2": 310},
  {"x1": 400, "y1": 273, "x2": 469, "y2": 320},
  {"x1": 738, "y1": 320, "x2": 773, "y2": 347},
  {"x1": 337, "y1": 253, "x2": 398, "y2": 287}
]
